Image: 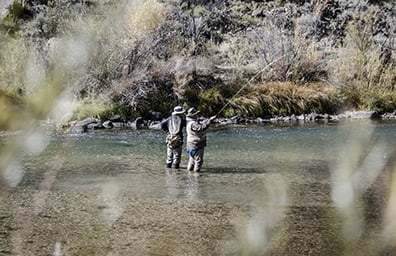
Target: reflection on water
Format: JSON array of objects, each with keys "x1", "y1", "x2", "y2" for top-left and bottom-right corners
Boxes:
[
  {"x1": 186, "y1": 174, "x2": 199, "y2": 201},
  {"x1": 163, "y1": 169, "x2": 200, "y2": 201}
]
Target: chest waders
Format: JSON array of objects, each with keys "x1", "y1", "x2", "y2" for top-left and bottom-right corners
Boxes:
[{"x1": 166, "y1": 115, "x2": 183, "y2": 169}]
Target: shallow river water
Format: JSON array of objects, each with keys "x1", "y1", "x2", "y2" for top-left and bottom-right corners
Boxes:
[
  {"x1": 22, "y1": 120, "x2": 395, "y2": 202},
  {"x1": 3, "y1": 120, "x2": 396, "y2": 255}
]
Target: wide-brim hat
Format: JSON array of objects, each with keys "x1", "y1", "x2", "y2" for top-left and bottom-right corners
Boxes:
[
  {"x1": 172, "y1": 106, "x2": 185, "y2": 115},
  {"x1": 187, "y1": 107, "x2": 200, "y2": 117}
]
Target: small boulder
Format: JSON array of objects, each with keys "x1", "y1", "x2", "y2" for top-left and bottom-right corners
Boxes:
[{"x1": 103, "y1": 120, "x2": 114, "y2": 129}]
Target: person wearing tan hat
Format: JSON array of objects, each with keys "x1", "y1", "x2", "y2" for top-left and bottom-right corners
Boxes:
[
  {"x1": 161, "y1": 106, "x2": 186, "y2": 169},
  {"x1": 185, "y1": 107, "x2": 216, "y2": 173}
]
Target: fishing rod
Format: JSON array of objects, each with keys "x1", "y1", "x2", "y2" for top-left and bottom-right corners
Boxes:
[{"x1": 215, "y1": 53, "x2": 289, "y2": 116}]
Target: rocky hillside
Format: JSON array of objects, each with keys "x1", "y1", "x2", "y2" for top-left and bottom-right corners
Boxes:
[{"x1": 0, "y1": 0, "x2": 395, "y2": 121}]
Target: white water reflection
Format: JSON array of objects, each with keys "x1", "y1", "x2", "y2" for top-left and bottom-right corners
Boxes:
[
  {"x1": 242, "y1": 174, "x2": 288, "y2": 254},
  {"x1": 185, "y1": 173, "x2": 199, "y2": 201},
  {"x1": 100, "y1": 182, "x2": 122, "y2": 226},
  {"x1": 165, "y1": 169, "x2": 179, "y2": 199},
  {"x1": 53, "y1": 242, "x2": 62, "y2": 256},
  {"x1": 164, "y1": 170, "x2": 200, "y2": 201}
]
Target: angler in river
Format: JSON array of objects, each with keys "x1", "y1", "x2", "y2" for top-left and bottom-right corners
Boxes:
[
  {"x1": 161, "y1": 106, "x2": 186, "y2": 169},
  {"x1": 186, "y1": 107, "x2": 216, "y2": 173}
]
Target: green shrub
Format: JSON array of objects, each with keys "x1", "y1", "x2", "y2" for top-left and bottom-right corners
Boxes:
[
  {"x1": 197, "y1": 87, "x2": 225, "y2": 116},
  {"x1": 72, "y1": 100, "x2": 113, "y2": 121}
]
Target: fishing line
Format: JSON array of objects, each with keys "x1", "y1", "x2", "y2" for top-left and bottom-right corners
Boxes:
[{"x1": 215, "y1": 53, "x2": 289, "y2": 116}]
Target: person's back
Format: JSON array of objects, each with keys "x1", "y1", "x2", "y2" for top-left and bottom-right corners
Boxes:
[
  {"x1": 186, "y1": 116, "x2": 209, "y2": 150},
  {"x1": 161, "y1": 106, "x2": 186, "y2": 169},
  {"x1": 168, "y1": 114, "x2": 183, "y2": 136},
  {"x1": 185, "y1": 107, "x2": 216, "y2": 173}
]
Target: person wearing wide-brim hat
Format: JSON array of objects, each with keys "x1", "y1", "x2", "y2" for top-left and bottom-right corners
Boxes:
[
  {"x1": 160, "y1": 106, "x2": 186, "y2": 169},
  {"x1": 185, "y1": 107, "x2": 216, "y2": 173}
]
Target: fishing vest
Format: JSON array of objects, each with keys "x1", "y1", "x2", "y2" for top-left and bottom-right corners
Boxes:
[
  {"x1": 166, "y1": 115, "x2": 184, "y2": 148},
  {"x1": 168, "y1": 115, "x2": 182, "y2": 135}
]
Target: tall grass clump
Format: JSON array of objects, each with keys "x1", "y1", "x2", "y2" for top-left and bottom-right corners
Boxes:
[
  {"x1": 221, "y1": 82, "x2": 340, "y2": 117},
  {"x1": 327, "y1": 4, "x2": 396, "y2": 112},
  {"x1": 0, "y1": 37, "x2": 30, "y2": 96},
  {"x1": 60, "y1": 0, "x2": 166, "y2": 108}
]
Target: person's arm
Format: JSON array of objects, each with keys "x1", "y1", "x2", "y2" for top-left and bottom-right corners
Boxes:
[
  {"x1": 190, "y1": 120, "x2": 206, "y2": 132},
  {"x1": 202, "y1": 115, "x2": 217, "y2": 127},
  {"x1": 191, "y1": 118, "x2": 211, "y2": 131},
  {"x1": 208, "y1": 115, "x2": 217, "y2": 123},
  {"x1": 160, "y1": 118, "x2": 169, "y2": 132}
]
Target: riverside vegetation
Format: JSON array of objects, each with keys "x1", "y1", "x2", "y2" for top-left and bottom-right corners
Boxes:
[{"x1": 0, "y1": 0, "x2": 395, "y2": 126}]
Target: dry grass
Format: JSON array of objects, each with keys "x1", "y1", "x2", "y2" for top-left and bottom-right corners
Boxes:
[
  {"x1": 218, "y1": 82, "x2": 339, "y2": 117},
  {"x1": 1, "y1": 0, "x2": 395, "y2": 119},
  {"x1": 0, "y1": 37, "x2": 29, "y2": 93}
]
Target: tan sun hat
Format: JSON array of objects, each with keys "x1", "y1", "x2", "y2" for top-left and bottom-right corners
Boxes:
[
  {"x1": 172, "y1": 106, "x2": 185, "y2": 115},
  {"x1": 187, "y1": 107, "x2": 200, "y2": 117}
]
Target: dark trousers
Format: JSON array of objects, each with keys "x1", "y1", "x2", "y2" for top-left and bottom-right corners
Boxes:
[{"x1": 166, "y1": 146, "x2": 182, "y2": 168}]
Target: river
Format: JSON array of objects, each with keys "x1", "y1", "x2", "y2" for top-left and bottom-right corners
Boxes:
[
  {"x1": 22, "y1": 120, "x2": 395, "y2": 202},
  {"x1": 2, "y1": 119, "x2": 396, "y2": 255}
]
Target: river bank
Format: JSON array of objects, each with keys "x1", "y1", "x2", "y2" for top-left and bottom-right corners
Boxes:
[{"x1": 64, "y1": 110, "x2": 396, "y2": 134}]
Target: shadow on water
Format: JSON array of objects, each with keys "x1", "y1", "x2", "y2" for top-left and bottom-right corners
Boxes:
[
  {"x1": 19, "y1": 160, "x2": 132, "y2": 190},
  {"x1": 204, "y1": 167, "x2": 266, "y2": 174}
]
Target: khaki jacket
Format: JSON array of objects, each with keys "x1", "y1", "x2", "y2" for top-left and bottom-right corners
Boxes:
[{"x1": 186, "y1": 117, "x2": 211, "y2": 150}]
